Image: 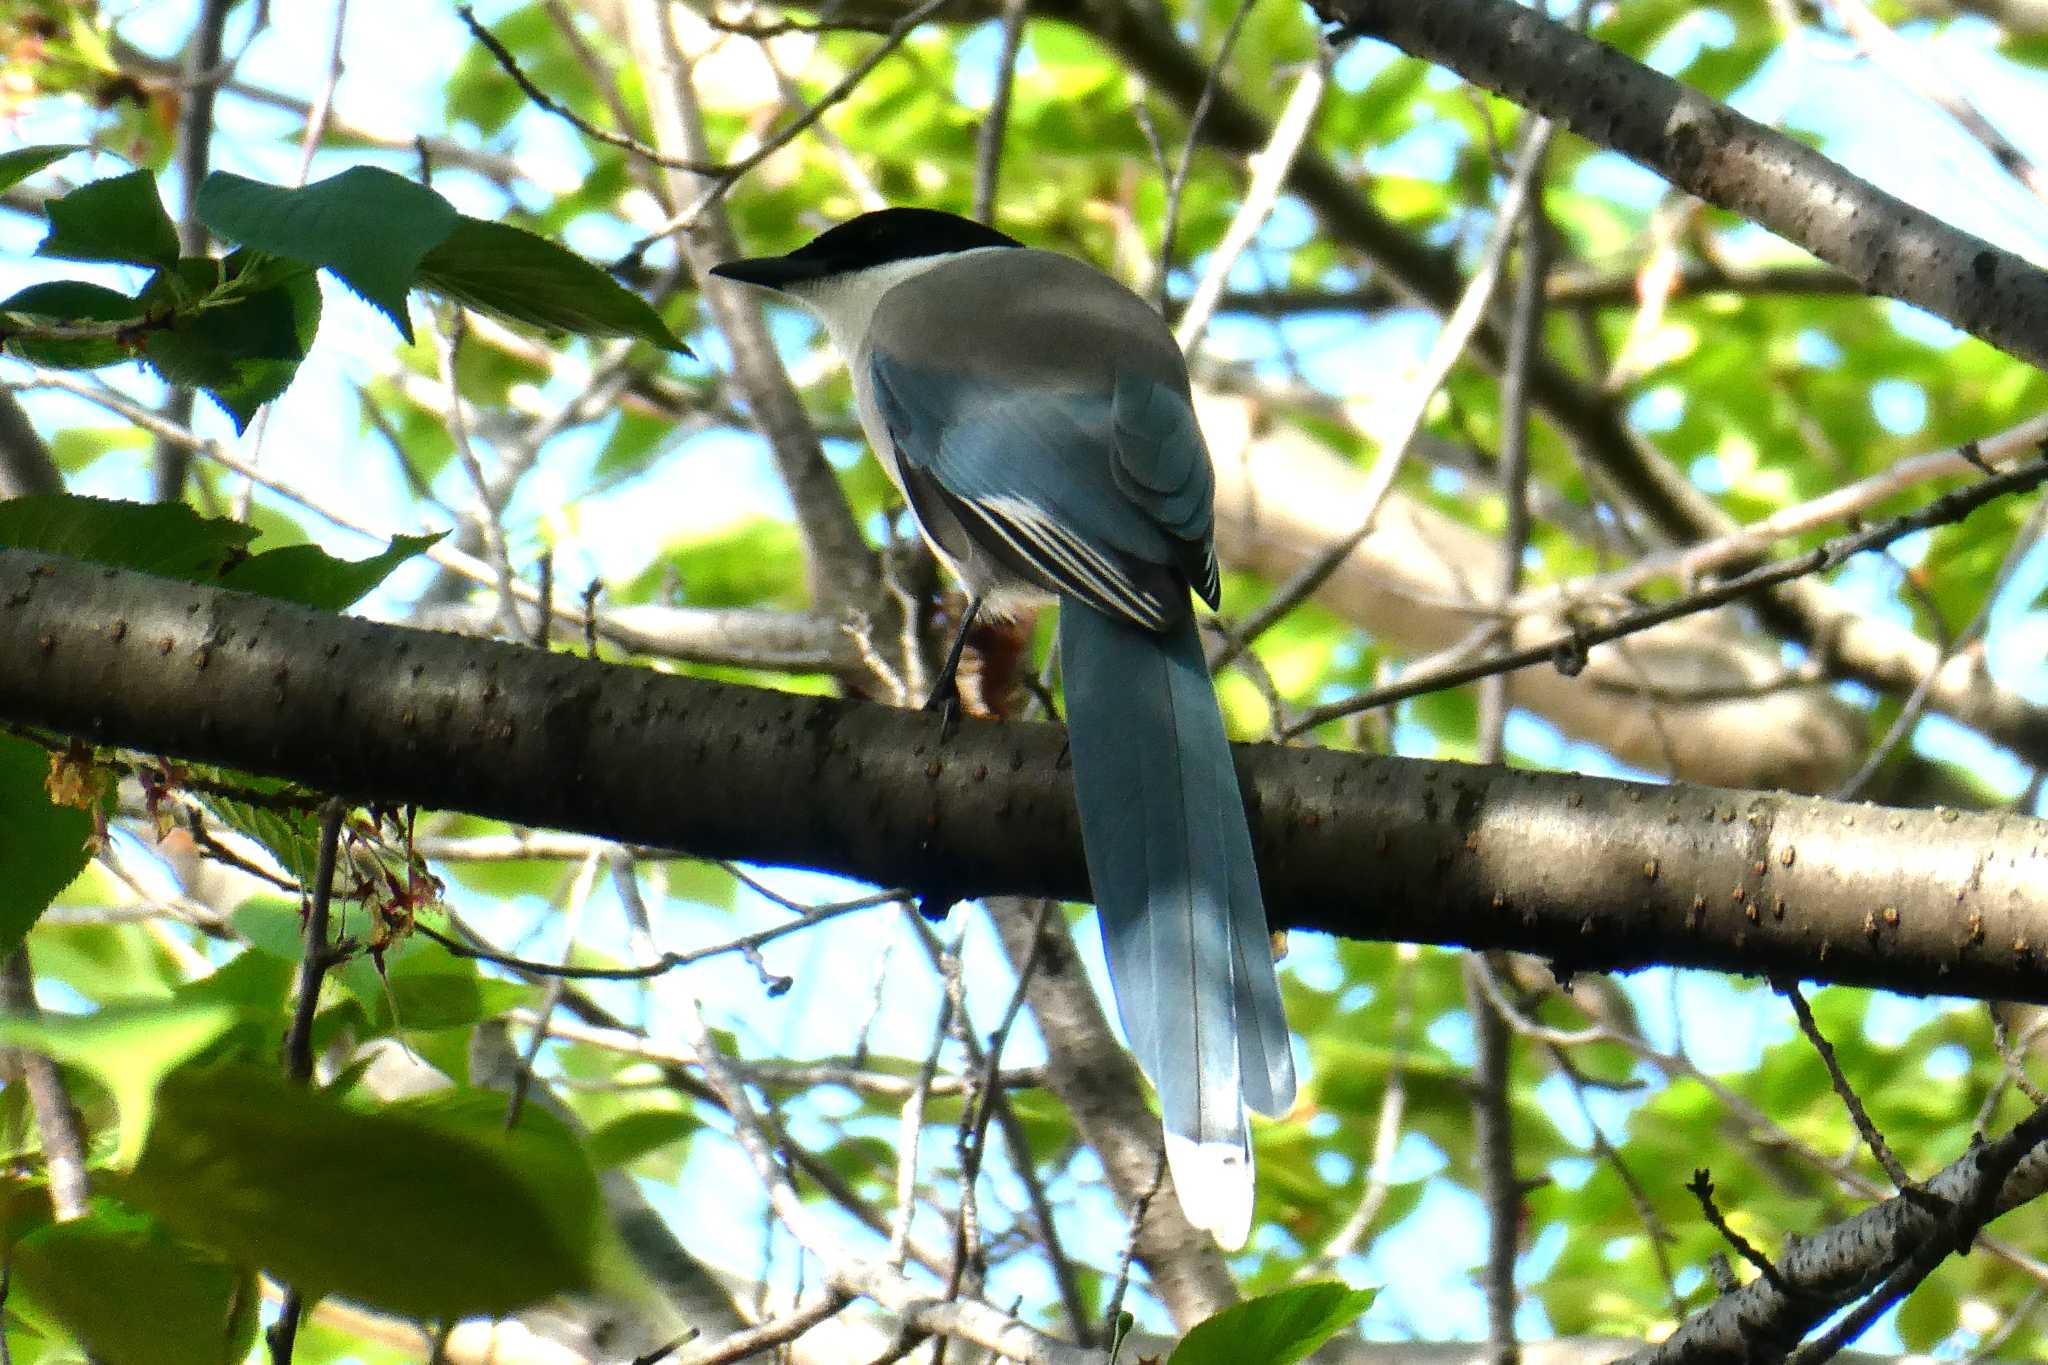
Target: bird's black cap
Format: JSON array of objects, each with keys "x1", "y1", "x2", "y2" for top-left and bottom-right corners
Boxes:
[{"x1": 710, "y1": 208, "x2": 1023, "y2": 290}]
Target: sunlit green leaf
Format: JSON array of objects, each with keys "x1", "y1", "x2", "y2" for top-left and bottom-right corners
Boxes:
[
  {"x1": 0, "y1": 1002, "x2": 239, "y2": 1163},
  {"x1": 9, "y1": 1199, "x2": 257, "y2": 1365},
  {"x1": 142, "y1": 253, "x2": 323, "y2": 431},
  {"x1": 0, "y1": 279, "x2": 144, "y2": 369},
  {"x1": 1169, "y1": 1283, "x2": 1377, "y2": 1364},
  {"x1": 126, "y1": 1067, "x2": 602, "y2": 1319}
]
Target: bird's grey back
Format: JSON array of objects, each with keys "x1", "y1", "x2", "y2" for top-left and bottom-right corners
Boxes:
[{"x1": 867, "y1": 248, "x2": 1190, "y2": 395}]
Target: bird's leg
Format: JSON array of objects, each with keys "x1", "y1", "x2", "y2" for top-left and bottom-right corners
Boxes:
[{"x1": 922, "y1": 593, "x2": 983, "y2": 717}]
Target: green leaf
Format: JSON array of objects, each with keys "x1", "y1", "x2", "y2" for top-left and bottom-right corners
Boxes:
[
  {"x1": 0, "y1": 1002, "x2": 240, "y2": 1164},
  {"x1": 587, "y1": 1108, "x2": 693, "y2": 1169},
  {"x1": 0, "y1": 495, "x2": 256, "y2": 579},
  {"x1": 126, "y1": 1067, "x2": 602, "y2": 1319},
  {"x1": 1168, "y1": 1283, "x2": 1377, "y2": 1365},
  {"x1": 197, "y1": 167, "x2": 459, "y2": 341},
  {"x1": 219, "y1": 530, "x2": 442, "y2": 610},
  {"x1": 198, "y1": 779, "x2": 322, "y2": 893},
  {"x1": 417, "y1": 216, "x2": 690, "y2": 353},
  {"x1": 0, "y1": 145, "x2": 85, "y2": 194},
  {"x1": 349, "y1": 967, "x2": 532, "y2": 1034},
  {"x1": 0, "y1": 279, "x2": 146, "y2": 369},
  {"x1": 0, "y1": 496, "x2": 438, "y2": 611},
  {"x1": 1108, "y1": 1311, "x2": 1136, "y2": 1362},
  {"x1": 36, "y1": 169, "x2": 180, "y2": 271},
  {"x1": 0, "y1": 734, "x2": 97, "y2": 956},
  {"x1": 9, "y1": 1200, "x2": 257, "y2": 1365},
  {"x1": 228, "y1": 899, "x2": 313, "y2": 959},
  {"x1": 142, "y1": 253, "x2": 323, "y2": 432}
]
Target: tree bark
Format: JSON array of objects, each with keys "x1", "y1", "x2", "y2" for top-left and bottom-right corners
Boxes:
[{"x1": 5, "y1": 548, "x2": 2046, "y2": 1004}]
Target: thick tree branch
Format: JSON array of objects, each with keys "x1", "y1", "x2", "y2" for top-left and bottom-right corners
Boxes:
[
  {"x1": 6, "y1": 549, "x2": 2048, "y2": 1004},
  {"x1": 1310, "y1": 0, "x2": 2048, "y2": 373},
  {"x1": 1630, "y1": 1105, "x2": 2048, "y2": 1365}
]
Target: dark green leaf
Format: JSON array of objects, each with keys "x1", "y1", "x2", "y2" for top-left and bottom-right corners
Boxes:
[
  {"x1": 219, "y1": 530, "x2": 442, "y2": 610},
  {"x1": 417, "y1": 215, "x2": 689, "y2": 353},
  {"x1": 1108, "y1": 1311, "x2": 1136, "y2": 1361},
  {"x1": 0, "y1": 279, "x2": 146, "y2": 369},
  {"x1": 0, "y1": 735, "x2": 96, "y2": 956},
  {"x1": 0, "y1": 495, "x2": 256, "y2": 579},
  {"x1": 36, "y1": 169, "x2": 179, "y2": 270},
  {"x1": 197, "y1": 167, "x2": 459, "y2": 341},
  {"x1": 0, "y1": 495, "x2": 437, "y2": 611},
  {"x1": 1168, "y1": 1283, "x2": 1377, "y2": 1365},
  {"x1": 127, "y1": 1067, "x2": 601, "y2": 1319},
  {"x1": 143, "y1": 253, "x2": 323, "y2": 432},
  {"x1": 345, "y1": 966, "x2": 532, "y2": 1034},
  {"x1": 588, "y1": 1108, "x2": 694, "y2": 1169},
  {"x1": 0, "y1": 145, "x2": 85, "y2": 194},
  {"x1": 9, "y1": 1200, "x2": 257, "y2": 1365}
]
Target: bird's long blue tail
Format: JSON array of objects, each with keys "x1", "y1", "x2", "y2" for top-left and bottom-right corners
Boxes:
[{"x1": 1059, "y1": 601, "x2": 1297, "y2": 1246}]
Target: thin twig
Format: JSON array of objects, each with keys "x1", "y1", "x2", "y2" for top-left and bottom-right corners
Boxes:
[
  {"x1": 11, "y1": 369, "x2": 848, "y2": 671},
  {"x1": 282, "y1": 799, "x2": 347, "y2": 1086},
  {"x1": 1284, "y1": 451, "x2": 2048, "y2": 736},
  {"x1": 1506, "y1": 414, "x2": 2048, "y2": 620},
  {"x1": 684, "y1": 1292, "x2": 854, "y2": 1365},
  {"x1": 455, "y1": 5, "x2": 722, "y2": 173},
  {"x1": 672, "y1": 992, "x2": 1098, "y2": 1364},
  {"x1": 268, "y1": 797, "x2": 348, "y2": 1365},
  {"x1": 1211, "y1": 122, "x2": 1556, "y2": 674},
  {"x1": 1298, "y1": 944, "x2": 1416, "y2": 1277},
  {"x1": 505, "y1": 849, "x2": 602, "y2": 1129},
  {"x1": 414, "y1": 884, "x2": 900, "y2": 979},
  {"x1": 890, "y1": 982, "x2": 956, "y2": 1266},
  {"x1": 1175, "y1": 47, "x2": 1331, "y2": 356},
  {"x1": 973, "y1": 0, "x2": 1030, "y2": 225},
  {"x1": 1155, "y1": 0, "x2": 1259, "y2": 309},
  {"x1": 1684, "y1": 1168, "x2": 1788, "y2": 1293},
  {"x1": 1818, "y1": 0, "x2": 2048, "y2": 203},
  {"x1": 1477, "y1": 122, "x2": 1549, "y2": 765},
  {"x1": 623, "y1": 0, "x2": 955, "y2": 253},
  {"x1": 1465, "y1": 955, "x2": 1521, "y2": 1365},
  {"x1": 0, "y1": 949, "x2": 89, "y2": 1222},
  {"x1": 1778, "y1": 981, "x2": 1917, "y2": 1192},
  {"x1": 433, "y1": 308, "x2": 524, "y2": 639}
]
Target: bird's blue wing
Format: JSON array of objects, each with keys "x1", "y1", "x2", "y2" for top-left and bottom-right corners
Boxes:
[{"x1": 870, "y1": 350, "x2": 1218, "y2": 628}]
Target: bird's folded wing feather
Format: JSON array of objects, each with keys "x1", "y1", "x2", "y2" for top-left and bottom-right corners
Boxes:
[{"x1": 868, "y1": 350, "x2": 1218, "y2": 628}]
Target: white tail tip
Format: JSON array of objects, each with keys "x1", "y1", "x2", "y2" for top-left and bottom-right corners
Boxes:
[{"x1": 1165, "y1": 1131, "x2": 1254, "y2": 1250}]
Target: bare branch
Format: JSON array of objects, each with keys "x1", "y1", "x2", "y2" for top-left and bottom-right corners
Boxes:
[
  {"x1": 1311, "y1": 0, "x2": 2048, "y2": 374},
  {"x1": 0, "y1": 948, "x2": 90, "y2": 1222},
  {"x1": 624, "y1": 0, "x2": 886, "y2": 613},
  {"x1": 1284, "y1": 454, "x2": 2048, "y2": 735}
]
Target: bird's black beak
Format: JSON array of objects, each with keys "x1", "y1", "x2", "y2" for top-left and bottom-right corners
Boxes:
[{"x1": 708, "y1": 254, "x2": 829, "y2": 292}]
